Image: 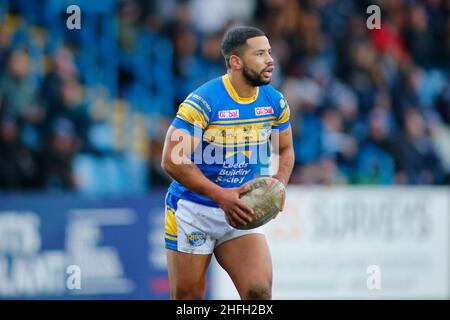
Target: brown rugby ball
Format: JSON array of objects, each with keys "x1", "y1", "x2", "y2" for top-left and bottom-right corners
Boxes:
[{"x1": 233, "y1": 177, "x2": 285, "y2": 230}]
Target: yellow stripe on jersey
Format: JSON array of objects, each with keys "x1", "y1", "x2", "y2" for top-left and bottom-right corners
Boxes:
[
  {"x1": 204, "y1": 139, "x2": 267, "y2": 148},
  {"x1": 185, "y1": 99, "x2": 210, "y2": 122},
  {"x1": 176, "y1": 103, "x2": 208, "y2": 129},
  {"x1": 211, "y1": 115, "x2": 276, "y2": 125},
  {"x1": 274, "y1": 105, "x2": 290, "y2": 126},
  {"x1": 225, "y1": 150, "x2": 253, "y2": 158},
  {"x1": 203, "y1": 123, "x2": 271, "y2": 146},
  {"x1": 222, "y1": 74, "x2": 259, "y2": 104}
]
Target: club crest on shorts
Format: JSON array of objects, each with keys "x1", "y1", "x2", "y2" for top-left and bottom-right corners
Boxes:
[{"x1": 188, "y1": 231, "x2": 207, "y2": 247}]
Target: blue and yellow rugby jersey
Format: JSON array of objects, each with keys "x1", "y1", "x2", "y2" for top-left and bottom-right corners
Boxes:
[{"x1": 168, "y1": 74, "x2": 290, "y2": 207}]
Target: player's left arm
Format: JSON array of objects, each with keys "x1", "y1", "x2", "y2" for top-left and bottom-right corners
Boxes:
[
  {"x1": 271, "y1": 126, "x2": 294, "y2": 212},
  {"x1": 270, "y1": 90, "x2": 295, "y2": 211},
  {"x1": 271, "y1": 126, "x2": 295, "y2": 188}
]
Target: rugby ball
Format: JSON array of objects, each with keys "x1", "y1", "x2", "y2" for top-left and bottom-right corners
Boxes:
[{"x1": 234, "y1": 177, "x2": 285, "y2": 230}]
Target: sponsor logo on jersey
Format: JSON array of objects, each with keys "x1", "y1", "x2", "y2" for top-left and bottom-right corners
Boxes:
[
  {"x1": 188, "y1": 231, "x2": 207, "y2": 247},
  {"x1": 192, "y1": 94, "x2": 212, "y2": 112},
  {"x1": 219, "y1": 109, "x2": 239, "y2": 119},
  {"x1": 255, "y1": 106, "x2": 274, "y2": 116}
]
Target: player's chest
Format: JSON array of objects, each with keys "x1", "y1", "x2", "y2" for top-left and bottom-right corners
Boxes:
[
  {"x1": 203, "y1": 102, "x2": 275, "y2": 146},
  {"x1": 210, "y1": 104, "x2": 276, "y2": 123}
]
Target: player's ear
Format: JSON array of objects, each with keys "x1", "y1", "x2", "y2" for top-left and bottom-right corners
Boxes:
[{"x1": 229, "y1": 55, "x2": 242, "y2": 70}]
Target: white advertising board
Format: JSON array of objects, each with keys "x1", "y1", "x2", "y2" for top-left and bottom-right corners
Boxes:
[{"x1": 211, "y1": 187, "x2": 450, "y2": 299}]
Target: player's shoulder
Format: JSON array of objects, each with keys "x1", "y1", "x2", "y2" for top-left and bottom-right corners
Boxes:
[
  {"x1": 260, "y1": 84, "x2": 288, "y2": 113},
  {"x1": 185, "y1": 76, "x2": 224, "y2": 113}
]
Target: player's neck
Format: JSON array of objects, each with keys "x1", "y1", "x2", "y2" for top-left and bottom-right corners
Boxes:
[{"x1": 227, "y1": 71, "x2": 257, "y2": 99}]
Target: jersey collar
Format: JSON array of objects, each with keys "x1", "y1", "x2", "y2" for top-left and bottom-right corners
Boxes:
[{"x1": 222, "y1": 74, "x2": 259, "y2": 104}]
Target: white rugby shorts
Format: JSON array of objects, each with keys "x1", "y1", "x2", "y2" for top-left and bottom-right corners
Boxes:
[{"x1": 164, "y1": 192, "x2": 264, "y2": 254}]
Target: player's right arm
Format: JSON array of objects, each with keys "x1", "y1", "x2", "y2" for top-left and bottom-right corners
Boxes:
[{"x1": 161, "y1": 97, "x2": 254, "y2": 227}]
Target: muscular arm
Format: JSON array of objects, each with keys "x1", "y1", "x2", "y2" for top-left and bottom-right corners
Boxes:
[
  {"x1": 271, "y1": 126, "x2": 295, "y2": 187},
  {"x1": 161, "y1": 125, "x2": 254, "y2": 226},
  {"x1": 161, "y1": 125, "x2": 222, "y2": 199}
]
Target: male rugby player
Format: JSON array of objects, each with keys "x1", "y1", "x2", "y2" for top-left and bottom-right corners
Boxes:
[{"x1": 161, "y1": 26, "x2": 295, "y2": 300}]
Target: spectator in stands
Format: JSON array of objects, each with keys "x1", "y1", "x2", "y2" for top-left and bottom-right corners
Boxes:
[
  {"x1": 41, "y1": 45, "x2": 80, "y2": 119},
  {"x1": 45, "y1": 78, "x2": 91, "y2": 152},
  {"x1": 0, "y1": 49, "x2": 45, "y2": 126},
  {"x1": 0, "y1": 115, "x2": 43, "y2": 190},
  {"x1": 356, "y1": 107, "x2": 395, "y2": 184},
  {"x1": 392, "y1": 108, "x2": 444, "y2": 184},
  {"x1": 42, "y1": 118, "x2": 78, "y2": 190},
  {"x1": 403, "y1": 4, "x2": 436, "y2": 68},
  {"x1": 0, "y1": 25, "x2": 12, "y2": 78}
]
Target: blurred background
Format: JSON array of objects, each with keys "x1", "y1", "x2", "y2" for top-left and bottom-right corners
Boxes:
[{"x1": 0, "y1": 0, "x2": 449, "y2": 300}]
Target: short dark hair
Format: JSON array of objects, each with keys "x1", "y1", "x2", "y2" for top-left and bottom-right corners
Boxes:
[{"x1": 221, "y1": 26, "x2": 266, "y2": 69}]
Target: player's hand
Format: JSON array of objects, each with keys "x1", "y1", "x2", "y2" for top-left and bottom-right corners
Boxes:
[{"x1": 211, "y1": 186, "x2": 254, "y2": 228}]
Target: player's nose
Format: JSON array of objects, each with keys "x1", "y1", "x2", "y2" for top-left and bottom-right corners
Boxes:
[{"x1": 266, "y1": 55, "x2": 274, "y2": 65}]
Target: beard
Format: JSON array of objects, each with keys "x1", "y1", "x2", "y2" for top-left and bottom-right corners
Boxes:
[{"x1": 242, "y1": 65, "x2": 271, "y2": 87}]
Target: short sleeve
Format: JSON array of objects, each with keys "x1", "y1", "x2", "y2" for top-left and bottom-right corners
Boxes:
[
  {"x1": 272, "y1": 91, "x2": 290, "y2": 131},
  {"x1": 172, "y1": 92, "x2": 212, "y2": 135}
]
